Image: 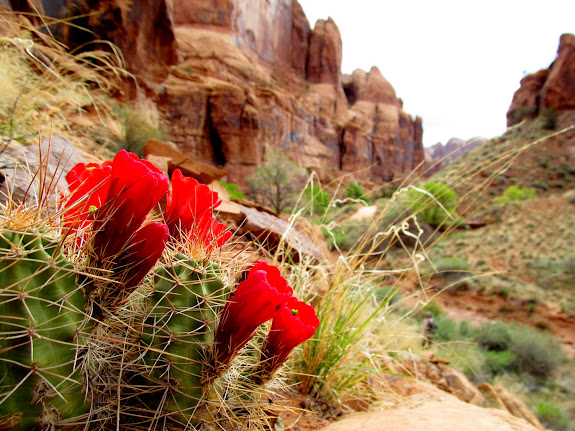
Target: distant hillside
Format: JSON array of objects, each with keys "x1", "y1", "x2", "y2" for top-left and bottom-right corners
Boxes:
[{"x1": 425, "y1": 137, "x2": 487, "y2": 174}]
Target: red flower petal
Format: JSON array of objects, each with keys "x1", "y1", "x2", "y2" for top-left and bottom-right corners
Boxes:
[
  {"x1": 164, "y1": 169, "x2": 222, "y2": 237},
  {"x1": 114, "y1": 222, "x2": 169, "y2": 302},
  {"x1": 212, "y1": 262, "x2": 293, "y2": 372},
  {"x1": 258, "y1": 297, "x2": 319, "y2": 379},
  {"x1": 93, "y1": 150, "x2": 169, "y2": 259}
]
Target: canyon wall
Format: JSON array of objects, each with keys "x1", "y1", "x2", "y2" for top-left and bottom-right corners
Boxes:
[
  {"x1": 8, "y1": 0, "x2": 425, "y2": 184},
  {"x1": 507, "y1": 33, "x2": 575, "y2": 126}
]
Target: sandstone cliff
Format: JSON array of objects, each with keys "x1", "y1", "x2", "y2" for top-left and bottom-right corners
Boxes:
[
  {"x1": 7, "y1": 0, "x2": 424, "y2": 185},
  {"x1": 507, "y1": 33, "x2": 575, "y2": 126},
  {"x1": 425, "y1": 137, "x2": 487, "y2": 174}
]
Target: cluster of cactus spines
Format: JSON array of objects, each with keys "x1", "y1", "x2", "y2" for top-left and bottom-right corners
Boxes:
[
  {"x1": 138, "y1": 256, "x2": 228, "y2": 426},
  {"x1": 0, "y1": 230, "x2": 87, "y2": 430},
  {"x1": 0, "y1": 148, "x2": 319, "y2": 430}
]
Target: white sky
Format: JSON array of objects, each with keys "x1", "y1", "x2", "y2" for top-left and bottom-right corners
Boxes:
[{"x1": 297, "y1": 0, "x2": 575, "y2": 147}]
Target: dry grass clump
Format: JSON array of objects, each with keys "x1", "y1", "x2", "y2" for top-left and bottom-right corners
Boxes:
[{"x1": 0, "y1": 14, "x2": 127, "y2": 151}]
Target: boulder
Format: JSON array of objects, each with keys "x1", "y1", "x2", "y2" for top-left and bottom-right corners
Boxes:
[
  {"x1": 142, "y1": 139, "x2": 227, "y2": 184},
  {"x1": 478, "y1": 383, "x2": 545, "y2": 430},
  {"x1": 318, "y1": 394, "x2": 542, "y2": 431},
  {"x1": 0, "y1": 135, "x2": 86, "y2": 204},
  {"x1": 239, "y1": 205, "x2": 324, "y2": 263}
]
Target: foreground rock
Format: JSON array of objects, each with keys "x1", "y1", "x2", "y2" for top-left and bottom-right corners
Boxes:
[
  {"x1": 0, "y1": 135, "x2": 86, "y2": 203},
  {"x1": 319, "y1": 393, "x2": 541, "y2": 431}
]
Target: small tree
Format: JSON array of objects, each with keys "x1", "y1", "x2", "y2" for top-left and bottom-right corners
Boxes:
[
  {"x1": 247, "y1": 150, "x2": 306, "y2": 213},
  {"x1": 406, "y1": 181, "x2": 458, "y2": 227}
]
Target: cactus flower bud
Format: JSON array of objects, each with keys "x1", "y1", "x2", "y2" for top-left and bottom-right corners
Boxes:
[
  {"x1": 64, "y1": 161, "x2": 112, "y2": 230},
  {"x1": 257, "y1": 297, "x2": 319, "y2": 382},
  {"x1": 92, "y1": 150, "x2": 169, "y2": 259},
  {"x1": 114, "y1": 222, "x2": 169, "y2": 302},
  {"x1": 211, "y1": 261, "x2": 293, "y2": 374},
  {"x1": 164, "y1": 169, "x2": 222, "y2": 238}
]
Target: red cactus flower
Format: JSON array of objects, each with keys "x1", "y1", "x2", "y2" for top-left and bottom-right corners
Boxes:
[
  {"x1": 212, "y1": 261, "x2": 293, "y2": 373},
  {"x1": 113, "y1": 222, "x2": 169, "y2": 303},
  {"x1": 257, "y1": 297, "x2": 319, "y2": 380},
  {"x1": 164, "y1": 169, "x2": 222, "y2": 237},
  {"x1": 190, "y1": 212, "x2": 232, "y2": 252},
  {"x1": 63, "y1": 161, "x2": 112, "y2": 230},
  {"x1": 92, "y1": 150, "x2": 169, "y2": 259}
]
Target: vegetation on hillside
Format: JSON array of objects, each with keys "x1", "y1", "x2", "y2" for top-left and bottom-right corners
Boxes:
[{"x1": 1, "y1": 14, "x2": 574, "y2": 430}]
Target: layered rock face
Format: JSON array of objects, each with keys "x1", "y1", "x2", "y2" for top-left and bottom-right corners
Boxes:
[
  {"x1": 9, "y1": 0, "x2": 179, "y2": 82},
  {"x1": 507, "y1": 33, "x2": 575, "y2": 126},
  {"x1": 9, "y1": 0, "x2": 424, "y2": 185},
  {"x1": 425, "y1": 137, "x2": 486, "y2": 174}
]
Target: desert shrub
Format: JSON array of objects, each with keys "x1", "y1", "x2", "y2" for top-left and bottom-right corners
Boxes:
[
  {"x1": 493, "y1": 184, "x2": 537, "y2": 202},
  {"x1": 433, "y1": 257, "x2": 472, "y2": 287},
  {"x1": 434, "y1": 315, "x2": 461, "y2": 343},
  {"x1": 539, "y1": 106, "x2": 558, "y2": 130},
  {"x1": 484, "y1": 350, "x2": 516, "y2": 375},
  {"x1": 374, "y1": 286, "x2": 402, "y2": 305},
  {"x1": 114, "y1": 104, "x2": 166, "y2": 156},
  {"x1": 322, "y1": 221, "x2": 367, "y2": 251},
  {"x1": 536, "y1": 401, "x2": 570, "y2": 431},
  {"x1": 511, "y1": 105, "x2": 537, "y2": 124},
  {"x1": 507, "y1": 325, "x2": 562, "y2": 378},
  {"x1": 346, "y1": 182, "x2": 369, "y2": 203},
  {"x1": 406, "y1": 182, "x2": 459, "y2": 228},
  {"x1": 247, "y1": 150, "x2": 307, "y2": 213},
  {"x1": 218, "y1": 180, "x2": 245, "y2": 200},
  {"x1": 475, "y1": 321, "x2": 512, "y2": 352},
  {"x1": 475, "y1": 321, "x2": 562, "y2": 378},
  {"x1": 304, "y1": 185, "x2": 330, "y2": 216}
]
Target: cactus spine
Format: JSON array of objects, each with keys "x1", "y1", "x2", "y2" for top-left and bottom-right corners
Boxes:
[{"x1": 0, "y1": 230, "x2": 87, "y2": 430}]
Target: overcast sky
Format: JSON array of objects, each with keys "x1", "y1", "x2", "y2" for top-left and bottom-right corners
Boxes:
[{"x1": 297, "y1": 0, "x2": 574, "y2": 147}]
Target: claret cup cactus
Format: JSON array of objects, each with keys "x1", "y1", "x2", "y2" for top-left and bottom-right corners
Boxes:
[{"x1": 0, "y1": 149, "x2": 318, "y2": 430}]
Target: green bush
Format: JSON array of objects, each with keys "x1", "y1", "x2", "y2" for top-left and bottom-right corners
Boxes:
[
  {"x1": 493, "y1": 184, "x2": 537, "y2": 202},
  {"x1": 484, "y1": 350, "x2": 516, "y2": 375},
  {"x1": 475, "y1": 321, "x2": 512, "y2": 352},
  {"x1": 322, "y1": 221, "x2": 367, "y2": 251},
  {"x1": 346, "y1": 182, "x2": 369, "y2": 203},
  {"x1": 406, "y1": 182, "x2": 459, "y2": 228},
  {"x1": 218, "y1": 180, "x2": 246, "y2": 200},
  {"x1": 247, "y1": 150, "x2": 307, "y2": 213},
  {"x1": 304, "y1": 185, "x2": 330, "y2": 216},
  {"x1": 536, "y1": 401, "x2": 570, "y2": 431},
  {"x1": 507, "y1": 325, "x2": 562, "y2": 378}
]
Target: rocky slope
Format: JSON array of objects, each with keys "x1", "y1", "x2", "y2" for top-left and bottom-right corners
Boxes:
[
  {"x1": 6, "y1": 0, "x2": 424, "y2": 185},
  {"x1": 507, "y1": 33, "x2": 575, "y2": 126}
]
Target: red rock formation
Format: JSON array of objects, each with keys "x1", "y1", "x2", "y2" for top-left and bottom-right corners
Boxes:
[
  {"x1": 425, "y1": 137, "x2": 487, "y2": 174},
  {"x1": 507, "y1": 33, "x2": 575, "y2": 126},
  {"x1": 340, "y1": 67, "x2": 423, "y2": 180},
  {"x1": 16, "y1": 0, "x2": 178, "y2": 82},
  {"x1": 17, "y1": 0, "x2": 425, "y2": 185},
  {"x1": 306, "y1": 17, "x2": 342, "y2": 86},
  {"x1": 541, "y1": 33, "x2": 575, "y2": 111}
]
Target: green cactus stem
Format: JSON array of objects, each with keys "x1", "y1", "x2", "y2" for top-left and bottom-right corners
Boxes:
[
  {"x1": 0, "y1": 230, "x2": 87, "y2": 430},
  {"x1": 139, "y1": 255, "x2": 227, "y2": 425}
]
